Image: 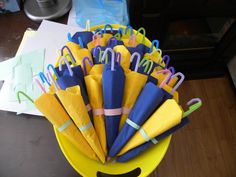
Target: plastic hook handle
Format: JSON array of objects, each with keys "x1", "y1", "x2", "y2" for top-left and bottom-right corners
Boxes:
[
  {"x1": 130, "y1": 52, "x2": 141, "y2": 72},
  {"x1": 170, "y1": 72, "x2": 185, "y2": 94},
  {"x1": 82, "y1": 56, "x2": 93, "y2": 75},
  {"x1": 149, "y1": 40, "x2": 160, "y2": 53},
  {"x1": 59, "y1": 57, "x2": 73, "y2": 76},
  {"x1": 104, "y1": 24, "x2": 113, "y2": 33}
]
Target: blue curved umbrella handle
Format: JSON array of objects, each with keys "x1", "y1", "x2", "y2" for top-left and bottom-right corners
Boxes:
[
  {"x1": 39, "y1": 72, "x2": 51, "y2": 86},
  {"x1": 47, "y1": 64, "x2": 59, "y2": 79},
  {"x1": 125, "y1": 25, "x2": 133, "y2": 36},
  {"x1": 67, "y1": 33, "x2": 72, "y2": 41},
  {"x1": 94, "y1": 28, "x2": 103, "y2": 37},
  {"x1": 149, "y1": 40, "x2": 160, "y2": 53},
  {"x1": 168, "y1": 66, "x2": 175, "y2": 75},
  {"x1": 104, "y1": 24, "x2": 113, "y2": 33},
  {"x1": 161, "y1": 55, "x2": 170, "y2": 69},
  {"x1": 61, "y1": 46, "x2": 76, "y2": 63},
  {"x1": 82, "y1": 56, "x2": 93, "y2": 75}
]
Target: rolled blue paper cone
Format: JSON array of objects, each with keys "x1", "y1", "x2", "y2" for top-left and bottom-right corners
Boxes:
[
  {"x1": 102, "y1": 63, "x2": 125, "y2": 149},
  {"x1": 127, "y1": 43, "x2": 150, "y2": 59},
  {"x1": 147, "y1": 75, "x2": 158, "y2": 85},
  {"x1": 71, "y1": 31, "x2": 93, "y2": 47},
  {"x1": 129, "y1": 44, "x2": 156, "y2": 72},
  {"x1": 107, "y1": 40, "x2": 124, "y2": 48},
  {"x1": 108, "y1": 82, "x2": 172, "y2": 157},
  {"x1": 117, "y1": 117, "x2": 190, "y2": 162},
  {"x1": 106, "y1": 36, "x2": 124, "y2": 48},
  {"x1": 56, "y1": 64, "x2": 86, "y2": 89}
]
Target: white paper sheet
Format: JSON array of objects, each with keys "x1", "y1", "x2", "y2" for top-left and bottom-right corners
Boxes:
[
  {"x1": 21, "y1": 20, "x2": 84, "y2": 71},
  {"x1": 0, "y1": 20, "x2": 84, "y2": 116},
  {"x1": 0, "y1": 49, "x2": 45, "y2": 116}
]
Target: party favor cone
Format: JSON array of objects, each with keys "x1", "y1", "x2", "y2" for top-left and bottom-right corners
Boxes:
[
  {"x1": 56, "y1": 86, "x2": 105, "y2": 163},
  {"x1": 16, "y1": 91, "x2": 98, "y2": 161},
  {"x1": 109, "y1": 71, "x2": 174, "y2": 157},
  {"x1": 106, "y1": 36, "x2": 124, "y2": 48},
  {"x1": 69, "y1": 31, "x2": 93, "y2": 47},
  {"x1": 117, "y1": 117, "x2": 190, "y2": 162},
  {"x1": 119, "y1": 52, "x2": 148, "y2": 129},
  {"x1": 89, "y1": 64, "x2": 104, "y2": 75},
  {"x1": 102, "y1": 48, "x2": 125, "y2": 149},
  {"x1": 109, "y1": 83, "x2": 171, "y2": 157},
  {"x1": 118, "y1": 99, "x2": 183, "y2": 156},
  {"x1": 117, "y1": 98, "x2": 202, "y2": 162},
  {"x1": 85, "y1": 74, "x2": 107, "y2": 155},
  {"x1": 113, "y1": 45, "x2": 131, "y2": 70},
  {"x1": 49, "y1": 58, "x2": 93, "y2": 121}
]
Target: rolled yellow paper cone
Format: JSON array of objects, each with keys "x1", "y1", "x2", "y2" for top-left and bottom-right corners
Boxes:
[
  {"x1": 34, "y1": 93, "x2": 98, "y2": 161},
  {"x1": 118, "y1": 99, "x2": 183, "y2": 156},
  {"x1": 87, "y1": 33, "x2": 113, "y2": 51},
  {"x1": 56, "y1": 86, "x2": 105, "y2": 163},
  {"x1": 85, "y1": 74, "x2": 107, "y2": 155},
  {"x1": 113, "y1": 45, "x2": 131, "y2": 70},
  {"x1": 143, "y1": 49, "x2": 164, "y2": 64},
  {"x1": 119, "y1": 71, "x2": 147, "y2": 129},
  {"x1": 89, "y1": 64, "x2": 104, "y2": 75},
  {"x1": 63, "y1": 41, "x2": 81, "y2": 57}
]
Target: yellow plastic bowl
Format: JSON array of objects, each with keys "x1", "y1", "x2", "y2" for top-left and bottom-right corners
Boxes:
[{"x1": 54, "y1": 24, "x2": 171, "y2": 177}]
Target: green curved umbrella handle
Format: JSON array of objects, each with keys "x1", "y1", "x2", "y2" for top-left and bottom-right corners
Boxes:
[
  {"x1": 136, "y1": 27, "x2": 146, "y2": 43},
  {"x1": 99, "y1": 50, "x2": 108, "y2": 64},
  {"x1": 17, "y1": 91, "x2": 34, "y2": 104},
  {"x1": 114, "y1": 32, "x2": 121, "y2": 40},
  {"x1": 183, "y1": 98, "x2": 202, "y2": 118},
  {"x1": 139, "y1": 58, "x2": 153, "y2": 74}
]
